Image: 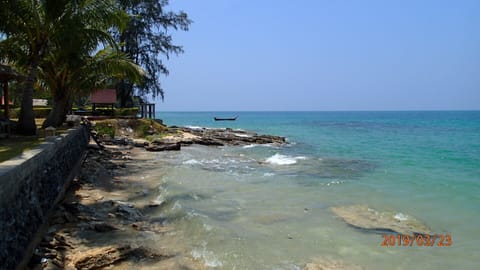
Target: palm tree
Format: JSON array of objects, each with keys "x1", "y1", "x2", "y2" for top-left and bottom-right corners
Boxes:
[
  {"x1": 0, "y1": 0, "x2": 52, "y2": 135},
  {"x1": 38, "y1": 0, "x2": 144, "y2": 127},
  {"x1": 1, "y1": 0, "x2": 143, "y2": 131},
  {"x1": 40, "y1": 48, "x2": 144, "y2": 127}
]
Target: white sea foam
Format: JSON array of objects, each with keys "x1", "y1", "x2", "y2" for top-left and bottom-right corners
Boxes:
[
  {"x1": 172, "y1": 201, "x2": 182, "y2": 210},
  {"x1": 185, "y1": 125, "x2": 204, "y2": 130},
  {"x1": 394, "y1": 213, "x2": 409, "y2": 221},
  {"x1": 265, "y1": 154, "x2": 307, "y2": 165},
  {"x1": 242, "y1": 144, "x2": 257, "y2": 149},
  {"x1": 263, "y1": 172, "x2": 275, "y2": 177},
  {"x1": 152, "y1": 193, "x2": 166, "y2": 205},
  {"x1": 233, "y1": 133, "x2": 252, "y2": 138},
  {"x1": 325, "y1": 180, "x2": 343, "y2": 186},
  {"x1": 191, "y1": 242, "x2": 223, "y2": 267},
  {"x1": 184, "y1": 159, "x2": 201, "y2": 165},
  {"x1": 242, "y1": 143, "x2": 281, "y2": 149},
  {"x1": 203, "y1": 223, "x2": 213, "y2": 231}
]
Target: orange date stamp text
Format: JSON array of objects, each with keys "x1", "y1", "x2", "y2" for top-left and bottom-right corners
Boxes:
[{"x1": 381, "y1": 234, "x2": 452, "y2": 247}]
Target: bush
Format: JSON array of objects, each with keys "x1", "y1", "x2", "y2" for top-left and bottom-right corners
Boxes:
[
  {"x1": 0, "y1": 109, "x2": 17, "y2": 118},
  {"x1": 7, "y1": 107, "x2": 51, "y2": 118},
  {"x1": 33, "y1": 107, "x2": 52, "y2": 118},
  {"x1": 126, "y1": 118, "x2": 166, "y2": 137},
  {"x1": 115, "y1": 108, "x2": 139, "y2": 117},
  {"x1": 11, "y1": 108, "x2": 19, "y2": 118},
  {"x1": 95, "y1": 122, "x2": 116, "y2": 138},
  {"x1": 93, "y1": 109, "x2": 114, "y2": 116}
]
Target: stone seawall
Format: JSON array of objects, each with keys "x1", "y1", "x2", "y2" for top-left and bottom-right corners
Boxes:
[{"x1": 0, "y1": 126, "x2": 89, "y2": 270}]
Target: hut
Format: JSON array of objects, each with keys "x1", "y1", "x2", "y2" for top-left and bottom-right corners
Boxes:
[{"x1": 91, "y1": 89, "x2": 116, "y2": 115}]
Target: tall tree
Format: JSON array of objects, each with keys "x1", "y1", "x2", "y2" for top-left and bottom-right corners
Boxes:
[
  {"x1": 0, "y1": 0, "x2": 52, "y2": 135},
  {"x1": 40, "y1": 48, "x2": 144, "y2": 127},
  {"x1": 39, "y1": 0, "x2": 144, "y2": 127},
  {"x1": 1, "y1": 0, "x2": 144, "y2": 128},
  {"x1": 114, "y1": 0, "x2": 191, "y2": 107}
]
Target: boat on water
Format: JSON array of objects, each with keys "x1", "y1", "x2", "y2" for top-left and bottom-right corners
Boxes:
[{"x1": 214, "y1": 116, "x2": 238, "y2": 121}]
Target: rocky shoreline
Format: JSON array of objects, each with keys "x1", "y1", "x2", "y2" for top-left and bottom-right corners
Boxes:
[
  {"x1": 26, "y1": 123, "x2": 373, "y2": 270},
  {"x1": 98, "y1": 124, "x2": 287, "y2": 151},
  {"x1": 26, "y1": 124, "x2": 287, "y2": 270},
  {"x1": 169, "y1": 126, "x2": 287, "y2": 146},
  {"x1": 27, "y1": 143, "x2": 208, "y2": 270}
]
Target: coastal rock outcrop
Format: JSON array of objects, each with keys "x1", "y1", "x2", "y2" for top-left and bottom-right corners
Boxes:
[
  {"x1": 145, "y1": 142, "x2": 181, "y2": 151},
  {"x1": 164, "y1": 127, "x2": 287, "y2": 146},
  {"x1": 28, "y1": 146, "x2": 207, "y2": 270},
  {"x1": 71, "y1": 245, "x2": 173, "y2": 270},
  {"x1": 331, "y1": 204, "x2": 433, "y2": 235},
  {"x1": 92, "y1": 119, "x2": 286, "y2": 150}
]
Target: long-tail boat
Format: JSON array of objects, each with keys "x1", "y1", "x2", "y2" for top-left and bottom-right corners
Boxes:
[{"x1": 214, "y1": 116, "x2": 238, "y2": 121}]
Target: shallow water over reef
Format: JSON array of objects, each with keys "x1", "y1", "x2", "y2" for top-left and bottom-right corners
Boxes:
[{"x1": 139, "y1": 111, "x2": 480, "y2": 269}]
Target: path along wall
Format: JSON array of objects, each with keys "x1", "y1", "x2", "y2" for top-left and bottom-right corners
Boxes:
[{"x1": 0, "y1": 126, "x2": 89, "y2": 270}]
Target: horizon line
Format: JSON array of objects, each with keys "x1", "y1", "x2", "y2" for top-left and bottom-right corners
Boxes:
[{"x1": 155, "y1": 109, "x2": 480, "y2": 113}]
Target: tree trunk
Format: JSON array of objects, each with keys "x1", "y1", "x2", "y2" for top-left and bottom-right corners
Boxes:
[
  {"x1": 42, "y1": 89, "x2": 70, "y2": 128},
  {"x1": 116, "y1": 81, "x2": 133, "y2": 107},
  {"x1": 17, "y1": 61, "x2": 37, "y2": 135}
]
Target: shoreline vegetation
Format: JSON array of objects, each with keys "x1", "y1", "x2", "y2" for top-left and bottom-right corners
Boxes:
[{"x1": 26, "y1": 119, "x2": 287, "y2": 269}]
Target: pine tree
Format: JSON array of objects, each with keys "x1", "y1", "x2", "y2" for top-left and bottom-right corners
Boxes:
[{"x1": 114, "y1": 0, "x2": 191, "y2": 107}]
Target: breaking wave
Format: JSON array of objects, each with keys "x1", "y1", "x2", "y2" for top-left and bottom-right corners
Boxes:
[{"x1": 265, "y1": 154, "x2": 307, "y2": 165}]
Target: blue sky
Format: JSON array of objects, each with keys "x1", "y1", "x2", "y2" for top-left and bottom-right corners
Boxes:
[{"x1": 156, "y1": 0, "x2": 480, "y2": 111}]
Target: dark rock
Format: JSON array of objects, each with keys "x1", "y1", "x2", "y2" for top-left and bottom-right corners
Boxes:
[
  {"x1": 113, "y1": 136, "x2": 129, "y2": 145},
  {"x1": 145, "y1": 142, "x2": 181, "y2": 151},
  {"x1": 90, "y1": 222, "x2": 118, "y2": 232},
  {"x1": 147, "y1": 200, "x2": 163, "y2": 208},
  {"x1": 111, "y1": 201, "x2": 143, "y2": 221},
  {"x1": 175, "y1": 126, "x2": 286, "y2": 146},
  {"x1": 72, "y1": 245, "x2": 132, "y2": 270},
  {"x1": 196, "y1": 137, "x2": 224, "y2": 146},
  {"x1": 72, "y1": 245, "x2": 173, "y2": 270},
  {"x1": 131, "y1": 139, "x2": 149, "y2": 147}
]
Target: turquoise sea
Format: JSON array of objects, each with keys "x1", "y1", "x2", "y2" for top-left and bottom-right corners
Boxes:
[{"x1": 141, "y1": 111, "x2": 480, "y2": 269}]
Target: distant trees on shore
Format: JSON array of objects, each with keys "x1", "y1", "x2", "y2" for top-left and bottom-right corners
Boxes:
[{"x1": 0, "y1": 0, "x2": 190, "y2": 134}]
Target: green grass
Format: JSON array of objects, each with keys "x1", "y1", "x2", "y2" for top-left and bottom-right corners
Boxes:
[
  {"x1": 0, "y1": 137, "x2": 45, "y2": 163},
  {"x1": 93, "y1": 118, "x2": 167, "y2": 139},
  {"x1": 130, "y1": 119, "x2": 167, "y2": 137},
  {"x1": 95, "y1": 123, "x2": 116, "y2": 138},
  {"x1": 0, "y1": 118, "x2": 72, "y2": 163}
]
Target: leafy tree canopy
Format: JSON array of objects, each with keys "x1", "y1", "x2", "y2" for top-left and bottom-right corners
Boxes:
[{"x1": 114, "y1": 0, "x2": 192, "y2": 107}]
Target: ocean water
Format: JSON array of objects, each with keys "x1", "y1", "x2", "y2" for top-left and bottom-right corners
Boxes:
[{"x1": 142, "y1": 111, "x2": 480, "y2": 269}]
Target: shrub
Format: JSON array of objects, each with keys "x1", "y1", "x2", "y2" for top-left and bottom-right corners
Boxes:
[
  {"x1": 126, "y1": 118, "x2": 166, "y2": 137},
  {"x1": 7, "y1": 107, "x2": 51, "y2": 118},
  {"x1": 0, "y1": 109, "x2": 17, "y2": 118},
  {"x1": 95, "y1": 121, "x2": 116, "y2": 138},
  {"x1": 33, "y1": 107, "x2": 52, "y2": 118},
  {"x1": 115, "y1": 108, "x2": 139, "y2": 117}
]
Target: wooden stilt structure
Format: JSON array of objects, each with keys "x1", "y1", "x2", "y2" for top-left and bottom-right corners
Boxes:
[{"x1": 139, "y1": 103, "x2": 155, "y2": 119}]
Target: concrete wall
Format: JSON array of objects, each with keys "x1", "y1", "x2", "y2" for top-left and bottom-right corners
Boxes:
[{"x1": 0, "y1": 126, "x2": 89, "y2": 270}]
